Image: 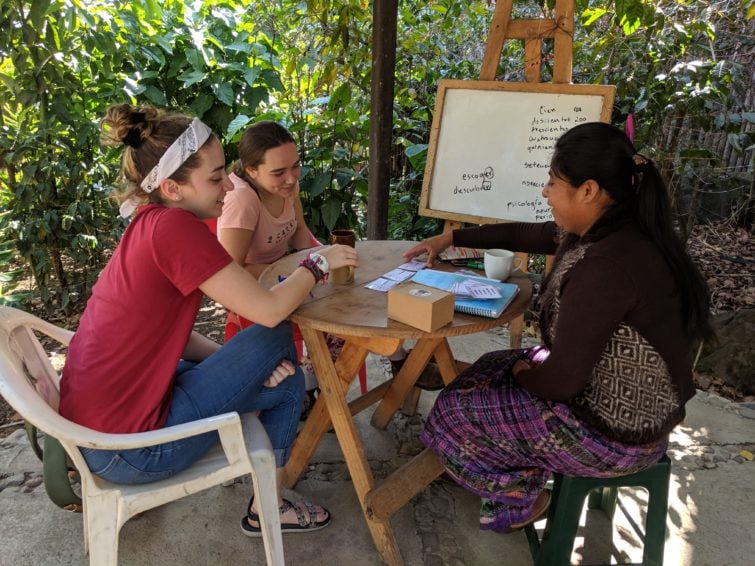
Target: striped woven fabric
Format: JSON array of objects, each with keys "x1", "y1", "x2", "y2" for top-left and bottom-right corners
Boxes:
[{"x1": 420, "y1": 348, "x2": 668, "y2": 532}]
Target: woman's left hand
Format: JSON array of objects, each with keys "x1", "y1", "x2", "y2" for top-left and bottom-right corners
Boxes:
[
  {"x1": 512, "y1": 359, "x2": 531, "y2": 376},
  {"x1": 264, "y1": 360, "x2": 296, "y2": 387}
]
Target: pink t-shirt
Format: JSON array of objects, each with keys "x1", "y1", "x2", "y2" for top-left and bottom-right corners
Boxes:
[
  {"x1": 59, "y1": 205, "x2": 233, "y2": 433},
  {"x1": 217, "y1": 172, "x2": 298, "y2": 264}
]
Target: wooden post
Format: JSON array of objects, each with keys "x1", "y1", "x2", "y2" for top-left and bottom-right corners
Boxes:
[{"x1": 367, "y1": 0, "x2": 398, "y2": 241}]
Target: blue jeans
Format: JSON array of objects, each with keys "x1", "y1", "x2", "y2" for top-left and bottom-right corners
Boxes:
[{"x1": 82, "y1": 321, "x2": 305, "y2": 484}]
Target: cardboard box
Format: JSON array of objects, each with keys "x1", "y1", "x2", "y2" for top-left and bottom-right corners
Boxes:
[{"x1": 387, "y1": 282, "x2": 454, "y2": 332}]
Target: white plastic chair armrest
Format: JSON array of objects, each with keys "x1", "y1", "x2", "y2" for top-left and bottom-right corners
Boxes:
[
  {"x1": 62, "y1": 411, "x2": 243, "y2": 451},
  {"x1": 21, "y1": 319, "x2": 74, "y2": 346}
]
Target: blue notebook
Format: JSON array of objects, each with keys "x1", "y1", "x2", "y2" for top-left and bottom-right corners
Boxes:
[{"x1": 410, "y1": 269, "x2": 520, "y2": 319}]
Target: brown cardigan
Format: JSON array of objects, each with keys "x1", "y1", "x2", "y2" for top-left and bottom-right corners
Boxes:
[{"x1": 454, "y1": 219, "x2": 696, "y2": 443}]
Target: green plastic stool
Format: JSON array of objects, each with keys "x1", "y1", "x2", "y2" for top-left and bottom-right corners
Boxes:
[{"x1": 524, "y1": 455, "x2": 671, "y2": 566}]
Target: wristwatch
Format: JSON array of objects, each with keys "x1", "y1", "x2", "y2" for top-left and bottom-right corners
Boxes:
[{"x1": 309, "y1": 252, "x2": 330, "y2": 274}]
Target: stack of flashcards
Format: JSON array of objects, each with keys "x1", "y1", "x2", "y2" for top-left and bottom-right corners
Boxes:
[{"x1": 365, "y1": 260, "x2": 427, "y2": 292}]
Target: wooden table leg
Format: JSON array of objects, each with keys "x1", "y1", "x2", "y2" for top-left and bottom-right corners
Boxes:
[
  {"x1": 285, "y1": 334, "x2": 394, "y2": 487},
  {"x1": 283, "y1": 331, "x2": 367, "y2": 487},
  {"x1": 365, "y1": 448, "x2": 445, "y2": 522},
  {"x1": 371, "y1": 337, "x2": 442, "y2": 430},
  {"x1": 401, "y1": 339, "x2": 460, "y2": 416},
  {"x1": 431, "y1": 338, "x2": 459, "y2": 385},
  {"x1": 300, "y1": 327, "x2": 404, "y2": 565}
]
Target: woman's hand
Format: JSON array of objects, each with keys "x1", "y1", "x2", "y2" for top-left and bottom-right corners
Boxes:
[
  {"x1": 512, "y1": 359, "x2": 532, "y2": 376},
  {"x1": 403, "y1": 231, "x2": 454, "y2": 267},
  {"x1": 264, "y1": 360, "x2": 296, "y2": 388},
  {"x1": 318, "y1": 244, "x2": 359, "y2": 271}
]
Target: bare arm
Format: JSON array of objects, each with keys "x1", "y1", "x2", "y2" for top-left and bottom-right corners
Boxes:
[
  {"x1": 183, "y1": 331, "x2": 221, "y2": 361},
  {"x1": 199, "y1": 244, "x2": 358, "y2": 328},
  {"x1": 244, "y1": 262, "x2": 270, "y2": 278},
  {"x1": 218, "y1": 226, "x2": 254, "y2": 266},
  {"x1": 219, "y1": 225, "x2": 269, "y2": 278},
  {"x1": 289, "y1": 192, "x2": 316, "y2": 251}
]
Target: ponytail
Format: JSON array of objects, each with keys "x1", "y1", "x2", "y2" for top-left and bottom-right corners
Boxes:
[
  {"x1": 634, "y1": 159, "x2": 715, "y2": 343},
  {"x1": 552, "y1": 123, "x2": 715, "y2": 344}
]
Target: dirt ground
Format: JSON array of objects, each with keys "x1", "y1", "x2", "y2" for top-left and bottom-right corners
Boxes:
[{"x1": 1, "y1": 221, "x2": 753, "y2": 438}]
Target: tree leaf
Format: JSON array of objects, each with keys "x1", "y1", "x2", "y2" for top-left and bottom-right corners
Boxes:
[
  {"x1": 227, "y1": 114, "x2": 251, "y2": 138},
  {"x1": 143, "y1": 85, "x2": 167, "y2": 106},
  {"x1": 307, "y1": 172, "x2": 331, "y2": 198},
  {"x1": 179, "y1": 70, "x2": 206, "y2": 87},
  {"x1": 215, "y1": 82, "x2": 235, "y2": 106},
  {"x1": 321, "y1": 197, "x2": 342, "y2": 231}
]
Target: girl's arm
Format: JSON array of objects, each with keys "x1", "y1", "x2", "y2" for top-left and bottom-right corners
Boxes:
[
  {"x1": 182, "y1": 331, "x2": 221, "y2": 361},
  {"x1": 199, "y1": 244, "x2": 357, "y2": 328},
  {"x1": 218, "y1": 226, "x2": 270, "y2": 278},
  {"x1": 218, "y1": 226, "x2": 255, "y2": 267},
  {"x1": 289, "y1": 192, "x2": 316, "y2": 251}
]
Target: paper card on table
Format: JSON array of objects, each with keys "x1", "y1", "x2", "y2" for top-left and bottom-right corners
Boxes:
[
  {"x1": 382, "y1": 268, "x2": 415, "y2": 282},
  {"x1": 438, "y1": 246, "x2": 484, "y2": 261},
  {"x1": 365, "y1": 277, "x2": 401, "y2": 292},
  {"x1": 449, "y1": 279, "x2": 503, "y2": 299},
  {"x1": 396, "y1": 260, "x2": 427, "y2": 272}
]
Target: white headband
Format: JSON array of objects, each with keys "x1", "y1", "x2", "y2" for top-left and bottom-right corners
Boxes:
[{"x1": 119, "y1": 117, "x2": 213, "y2": 218}]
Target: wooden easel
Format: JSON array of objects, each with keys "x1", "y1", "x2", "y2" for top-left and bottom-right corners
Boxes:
[{"x1": 441, "y1": 0, "x2": 573, "y2": 347}]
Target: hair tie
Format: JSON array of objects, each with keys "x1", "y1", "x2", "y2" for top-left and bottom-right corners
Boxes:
[
  {"x1": 632, "y1": 153, "x2": 650, "y2": 169},
  {"x1": 124, "y1": 128, "x2": 143, "y2": 148}
]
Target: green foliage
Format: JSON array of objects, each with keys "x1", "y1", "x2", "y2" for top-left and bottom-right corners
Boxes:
[
  {"x1": 0, "y1": 0, "x2": 125, "y2": 311},
  {"x1": 573, "y1": 0, "x2": 754, "y2": 233},
  {"x1": 1, "y1": 0, "x2": 752, "y2": 310}
]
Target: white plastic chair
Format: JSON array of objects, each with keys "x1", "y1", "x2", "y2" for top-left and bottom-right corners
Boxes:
[{"x1": 0, "y1": 306, "x2": 284, "y2": 566}]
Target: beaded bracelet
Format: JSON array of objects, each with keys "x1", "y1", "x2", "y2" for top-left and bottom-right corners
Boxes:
[{"x1": 298, "y1": 254, "x2": 328, "y2": 283}]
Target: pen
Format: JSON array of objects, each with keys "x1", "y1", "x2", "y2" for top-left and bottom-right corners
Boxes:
[{"x1": 450, "y1": 260, "x2": 484, "y2": 270}]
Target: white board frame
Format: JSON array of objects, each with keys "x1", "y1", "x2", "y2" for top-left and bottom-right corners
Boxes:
[{"x1": 419, "y1": 79, "x2": 616, "y2": 225}]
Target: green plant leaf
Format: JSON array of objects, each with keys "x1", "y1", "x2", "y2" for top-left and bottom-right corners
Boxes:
[
  {"x1": 307, "y1": 173, "x2": 331, "y2": 198},
  {"x1": 321, "y1": 197, "x2": 342, "y2": 231},
  {"x1": 227, "y1": 114, "x2": 251, "y2": 138}
]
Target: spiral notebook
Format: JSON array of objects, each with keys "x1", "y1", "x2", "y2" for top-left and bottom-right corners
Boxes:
[{"x1": 410, "y1": 269, "x2": 520, "y2": 319}]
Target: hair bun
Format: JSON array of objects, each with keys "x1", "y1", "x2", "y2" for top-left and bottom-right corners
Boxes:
[
  {"x1": 101, "y1": 104, "x2": 157, "y2": 149},
  {"x1": 123, "y1": 128, "x2": 143, "y2": 148},
  {"x1": 123, "y1": 112, "x2": 148, "y2": 148}
]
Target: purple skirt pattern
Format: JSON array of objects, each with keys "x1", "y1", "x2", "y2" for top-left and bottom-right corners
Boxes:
[{"x1": 420, "y1": 349, "x2": 668, "y2": 532}]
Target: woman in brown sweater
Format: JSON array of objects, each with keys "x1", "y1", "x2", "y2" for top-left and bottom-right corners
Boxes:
[{"x1": 404, "y1": 122, "x2": 714, "y2": 533}]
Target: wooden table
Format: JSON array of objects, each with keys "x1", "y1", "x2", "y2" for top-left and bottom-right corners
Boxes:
[{"x1": 260, "y1": 240, "x2": 532, "y2": 565}]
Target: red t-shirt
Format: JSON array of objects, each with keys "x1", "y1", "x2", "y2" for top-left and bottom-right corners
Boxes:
[{"x1": 60, "y1": 205, "x2": 233, "y2": 433}]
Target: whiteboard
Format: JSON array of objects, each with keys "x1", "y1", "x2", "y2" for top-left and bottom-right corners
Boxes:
[{"x1": 419, "y1": 80, "x2": 616, "y2": 224}]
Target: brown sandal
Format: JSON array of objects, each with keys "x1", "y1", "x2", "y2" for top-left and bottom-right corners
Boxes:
[{"x1": 504, "y1": 490, "x2": 551, "y2": 533}]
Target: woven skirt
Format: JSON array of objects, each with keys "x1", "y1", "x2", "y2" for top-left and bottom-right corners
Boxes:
[{"x1": 420, "y1": 348, "x2": 668, "y2": 532}]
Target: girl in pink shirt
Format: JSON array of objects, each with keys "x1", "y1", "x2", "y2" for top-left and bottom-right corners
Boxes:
[
  {"x1": 216, "y1": 123, "x2": 352, "y2": 408},
  {"x1": 218, "y1": 121, "x2": 314, "y2": 279}
]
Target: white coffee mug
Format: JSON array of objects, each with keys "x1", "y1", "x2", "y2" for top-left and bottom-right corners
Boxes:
[{"x1": 484, "y1": 249, "x2": 524, "y2": 280}]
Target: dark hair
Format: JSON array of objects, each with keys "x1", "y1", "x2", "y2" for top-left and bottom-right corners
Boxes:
[
  {"x1": 232, "y1": 121, "x2": 296, "y2": 187},
  {"x1": 100, "y1": 104, "x2": 214, "y2": 205},
  {"x1": 551, "y1": 122, "x2": 714, "y2": 343}
]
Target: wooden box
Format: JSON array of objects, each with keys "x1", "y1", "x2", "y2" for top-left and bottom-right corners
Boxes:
[{"x1": 387, "y1": 282, "x2": 454, "y2": 332}]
